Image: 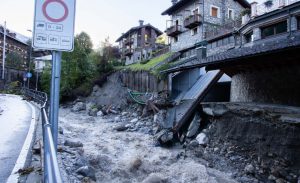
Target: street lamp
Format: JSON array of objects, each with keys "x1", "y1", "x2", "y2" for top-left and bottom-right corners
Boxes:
[{"x1": 27, "y1": 29, "x2": 32, "y2": 88}]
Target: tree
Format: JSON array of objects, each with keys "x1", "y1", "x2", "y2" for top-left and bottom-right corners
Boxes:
[
  {"x1": 41, "y1": 32, "x2": 96, "y2": 100},
  {"x1": 6, "y1": 52, "x2": 23, "y2": 69}
]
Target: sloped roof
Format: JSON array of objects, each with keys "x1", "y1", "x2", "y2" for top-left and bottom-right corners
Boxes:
[
  {"x1": 116, "y1": 24, "x2": 163, "y2": 42},
  {"x1": 162, "y1": 0, "x2": 250, "y2": 15},
  {"x1": 162, "y1": 32, "x2": 300, "y2": 73}
]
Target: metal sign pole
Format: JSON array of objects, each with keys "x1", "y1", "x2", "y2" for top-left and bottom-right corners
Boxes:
[{"x1": 49, "y1": 51, "x2": 62, "y2": 151}]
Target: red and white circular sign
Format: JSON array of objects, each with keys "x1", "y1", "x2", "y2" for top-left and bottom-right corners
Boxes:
[{"x1": 42, "y1": 0, "x2": 69, "y2": 22}]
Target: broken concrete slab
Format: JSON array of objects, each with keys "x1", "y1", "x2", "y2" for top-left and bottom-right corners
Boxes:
[{"x1": 186, "y1": 112, "x2": 201, "y2": 138}]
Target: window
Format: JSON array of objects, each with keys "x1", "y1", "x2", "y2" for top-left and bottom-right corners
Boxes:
[
  {"x1": 217, "y1": 39, "x2": 222, "y2": 47},
  {"x1": 173, "y1": 36, "x2": 178, "y2": 43},
  {"x1": 191, "y1": 27, "x2": 198, "y2": 36},
  {"x1": 212, "y1": 41, "x2": 217, "y2": 48},
  {"x1": 244, "y1": 31, "x2": 253, "y2": 43},
  {"x1": 210, "y1": 6, "x2": 220, "y2": 18},
  {"x1": 223, "y1": 37, "x2": 228, "y2": 45},
  {"x1": 261, "y1": 21, "x2": 287, "y2": 38},
  {"x1": 193, "y1": 8, "x2": 199, "y2": 15},
  {"x1": 228, "y1": 9, "x2": 234, "y2": 20},
  {"x1": 229, "y1": 36, "x2": 234, "y2": 43}
]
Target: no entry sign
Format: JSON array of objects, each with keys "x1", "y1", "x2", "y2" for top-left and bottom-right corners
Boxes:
[{"x1": 33, "y1": 0, "x2": 76, "y2": 51}]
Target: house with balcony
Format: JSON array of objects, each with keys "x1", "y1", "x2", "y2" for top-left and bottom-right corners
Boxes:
[
  {"x1": 162, "y1": 0, "x2": 250, "y2": 54},
  {"x1": 164, "y1": 0, "x2": 300, "y2": 106},
  {"x1": 116, "y1": 20, "x2": 163, "y2": 65},
  {"x1": 160, "y1": 0, "x2": 250, "y2": 101}
]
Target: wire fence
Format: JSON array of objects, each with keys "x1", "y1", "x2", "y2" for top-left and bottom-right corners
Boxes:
[{"x1": 22, "y1": 88, "x2": 62, "y2": 183}]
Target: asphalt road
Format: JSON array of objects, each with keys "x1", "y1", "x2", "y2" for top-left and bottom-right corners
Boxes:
[{"x1": 0, "y1": 94, "x2": 32, "y2": 183}]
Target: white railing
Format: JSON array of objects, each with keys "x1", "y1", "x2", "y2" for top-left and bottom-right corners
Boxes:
[{"x1": 256, "y1": 0, "x2": 300, "y2": 16}]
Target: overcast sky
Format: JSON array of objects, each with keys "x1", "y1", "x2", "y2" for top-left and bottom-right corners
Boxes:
[{"x1": 0, "y1": 0, "x2": 264, "y2": 48}]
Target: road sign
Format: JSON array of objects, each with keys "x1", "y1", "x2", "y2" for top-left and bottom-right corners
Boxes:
[
  {"x1": 33, "y1": 0, "x2": 76, "y2": 51},
  {"x1": 26, "y1": 72, "x2": 33, "y2": 78}
]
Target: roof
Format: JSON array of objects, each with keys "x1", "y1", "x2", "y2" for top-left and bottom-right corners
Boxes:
[
  {"x1": 0, "y1": 29, "x2": 29, "y2": 46},
  {"x1": 163, "y1": 31, "x2": 300, "y2": 73},
  {"x1": 162, "y1": 0, "x2": 250, "y2": 15},
  {"x1": 116, "y1": 24, "x2": 163, "y2": 42}
]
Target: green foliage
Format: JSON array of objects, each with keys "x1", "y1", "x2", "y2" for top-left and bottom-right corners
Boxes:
[
  {"x1": 41, "y1": 32, "x2": 95, "y2": 100},
  {"x1": 40, "y1": 33, "x2": 120, "y2": 101},
  {"x1": 0, "y1": 81, "x2": 22, "y2": 95},
  {"x1": 241, "y1": 8, "x2": 251, "y2": 16},
  {"x1": 123, "y1": 52, "x2": 172, "y2": 71}
]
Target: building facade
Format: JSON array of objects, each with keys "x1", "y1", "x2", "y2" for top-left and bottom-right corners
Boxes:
[
  {"x1": 116, "y1": 21, "x2": 163, "y2": 65},
  {"x1": 162, "y1": 0, "x2": 250, "y2": 53},
  {"x1": 0, "y1": 26, "x2": 30, "y2": 84},
  {"x1": 164, "y1": 0, "x2": 300, "y2": 106}
]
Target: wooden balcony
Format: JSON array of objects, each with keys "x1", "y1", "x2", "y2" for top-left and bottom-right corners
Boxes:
[
  {"x1": 184, "y1": 14, "x2": 202, "y2": 29},
  {"x1": 124, "y1": 48, "x2": 133, "y2": 56},
  {"x1": 166, "y1": 25, "x2": 183, "y2": 37},
  {"x1": 124, "y1": 38, "x2": 134, "y2": 46}
]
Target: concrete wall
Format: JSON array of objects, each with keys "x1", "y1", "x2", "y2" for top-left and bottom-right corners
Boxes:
[
  {"x1": 207, "y1": 35, "x2": 235, "y2": 56},
  {"x1": 171, "y1": 68, "x2": 201, "y2": 98},
  {"x1": 231, "y1": 66, "x2": 300, "y2": 106}
]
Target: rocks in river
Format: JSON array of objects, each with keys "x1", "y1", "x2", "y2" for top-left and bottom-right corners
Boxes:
[
  {"x1": 122, "y1": 112, "x2": 128, "y2": 116},
  {"x1": 76, "y1": 166, "x2": 96, "y2": 181},
  {"x1": 114, "y1": 124, "x2": 129, "y2": 132},
  {"x1": 129, "y1": 158, "x2": 142, "y2": 172},
  {"x1": 114, "y1": 116, "x2": 121, "y2": 122},
  {"x1": 142, "y1": 173, "x2": 166, "y2": 183},
  {"x1": 71, "y1": 102, "x2": 86, "y2": 112},
  {"x1": 96, "y1": 110, "x2": 104, "y2": 117},
  {"x1": 154, "y1": 129, "x2": 174, "y2": 145},
  {"x1": 244, "y1": 164, "x2": 255, "y2": 175},
  {"x1": 88, "y1": 108, "x2": 98, "y2": 117},
  {"x1": 64, "y1": 140, "x2": 83, "y2": 148},
  {"x1": 196, "y1": 133, "x2": 208, "y2": 146},
  {"x1": 130, "y1": 118, "x2": 138, "y2": 123}
]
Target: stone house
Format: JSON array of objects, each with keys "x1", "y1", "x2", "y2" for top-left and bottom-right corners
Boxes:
[
  {"x1": 160, "y1": 0, "x2": 249, "y2": 101},
  {"x1": 0, "y1": 26, "x2": 29, "y2": 70},
  {"x1": 116, "y1": 21, "x2": 163, "y2": 65},
  {"x1": 164, "y1": 0, "x2": 300, "y2": 106},
  {"x1": 162, "y1": 0, "x2": 250, "y2": 54},
  {"x1": 0, "y1": 26, "x2": 30, "y2": 83}
]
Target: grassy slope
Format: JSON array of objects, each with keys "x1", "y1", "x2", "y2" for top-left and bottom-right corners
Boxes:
[{"x1": 119, "y1": 52, "x2": 172, "y2": 71}]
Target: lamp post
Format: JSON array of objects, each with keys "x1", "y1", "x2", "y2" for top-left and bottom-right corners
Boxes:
[{"x1": 27, "y1": 29, "x2": 32, "y2": 88}]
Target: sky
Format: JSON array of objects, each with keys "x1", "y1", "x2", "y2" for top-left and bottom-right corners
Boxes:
[{"x1": 0, "y1": 0, "x2": 263, "y2": 48}]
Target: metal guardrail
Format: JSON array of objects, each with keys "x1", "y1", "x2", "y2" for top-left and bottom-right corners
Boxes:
[{"x1": 22, "y1": 88, "x2": 62, "y2": 183}]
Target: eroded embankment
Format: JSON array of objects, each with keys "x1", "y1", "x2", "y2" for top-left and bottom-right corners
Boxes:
[{"x1": 198, "y1": 102, "x2": 300, "y2": 183}]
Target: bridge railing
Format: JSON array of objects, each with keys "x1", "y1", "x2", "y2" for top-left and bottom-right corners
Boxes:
[{"x1": 22, "y1": 88, "x2": 62, "y2": 183}]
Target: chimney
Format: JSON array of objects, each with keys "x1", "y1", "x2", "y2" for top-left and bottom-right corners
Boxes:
[
  {"x1": 279, "y1": 0, "x2": 285, "y2": 7},
  {"x1": 171, "y1": 0, "x2": 178, "y2": 5},
  {"x1": 251, "y1": 2, "x2": 258, "y2": 18},
  {"x1": 139, "y1": 20, "x2": 144, "y2": 26}
]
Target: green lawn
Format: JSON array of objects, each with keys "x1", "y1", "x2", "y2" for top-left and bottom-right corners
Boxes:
[{"x1": 122, "y1": 52, "x2": 172, "y2": 71}]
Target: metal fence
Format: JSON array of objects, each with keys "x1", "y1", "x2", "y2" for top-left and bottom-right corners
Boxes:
[{"x1": 23, "y1": 88, "x2": 62, "y2": 183}]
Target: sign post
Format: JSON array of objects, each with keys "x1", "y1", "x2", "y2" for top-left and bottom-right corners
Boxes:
[{"x1": 33, "y1": 0, "x2": 76, "y2": 152}]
